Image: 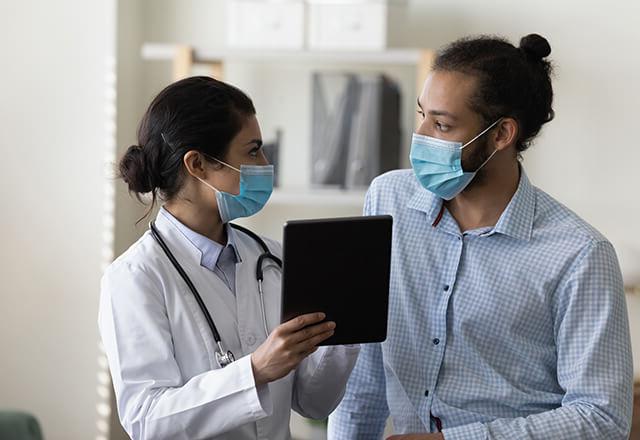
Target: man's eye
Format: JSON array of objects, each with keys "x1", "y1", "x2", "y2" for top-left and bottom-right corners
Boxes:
[
  {"x1": 435, "y1": 122, "x2": 450, "y2": 132},
  {"x1": 249, "y1": 147, "x2": 261, "y2": 157},
  {"x1": 416, "y1": 109, "x2": 425, "y2": 119}
]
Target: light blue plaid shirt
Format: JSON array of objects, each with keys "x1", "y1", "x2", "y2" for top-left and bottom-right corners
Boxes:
[{"x1": 328, "y1": 168, "x2": 633, "y2": 439}]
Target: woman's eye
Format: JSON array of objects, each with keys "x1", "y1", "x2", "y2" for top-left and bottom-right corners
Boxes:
[
  {"x1": 249, "y1": 147, "x2": 261, "y2": 157},
  {"x1": 416, "y1": 109, "x2": 425, "y2": 119}
]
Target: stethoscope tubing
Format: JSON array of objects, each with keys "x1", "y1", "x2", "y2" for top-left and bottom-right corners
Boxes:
[{"x1": 149, "y1": 221, "x2": 282, "y2": 368}]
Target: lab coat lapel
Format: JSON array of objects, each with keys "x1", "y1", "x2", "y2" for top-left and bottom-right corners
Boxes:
[
  {"x1": 233, "y1": 233, "x2": 262, "y2": 354},
  {"x1": 233, "y1": 230, "x2": 282, "y2": 354},
  {"x1": 152, "y1": 212, "x2": 242, "y2": 366}
]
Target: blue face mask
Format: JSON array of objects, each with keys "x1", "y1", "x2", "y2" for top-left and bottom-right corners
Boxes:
[
  {"x1": 197, "y1": 158, "x2": 274, "y2": 223},
  {"x1": 409, "y1": 119, "x2": 501, "y2": 200}
]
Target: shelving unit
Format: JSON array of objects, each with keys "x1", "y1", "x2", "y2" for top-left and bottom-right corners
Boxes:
[
  {"x1": 140, "y1": 42, "x2": 434, "y2": 209},
  {"x1": 141, "y1": 43, "x2": 431, "y2": 67},
  {"x1": 270, "y1": 187, "x2": 367, "y2": 205}
]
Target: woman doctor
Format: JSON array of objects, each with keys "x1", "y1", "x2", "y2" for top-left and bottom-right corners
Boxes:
[{"x1": 98, "y1": 76, "x2": 360, "y2": 440}]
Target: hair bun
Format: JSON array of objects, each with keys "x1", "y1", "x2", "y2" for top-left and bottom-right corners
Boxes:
[
  {"x1": 519, "y1": 34, "x2": 551, "y2": 60},
  {"x1": 118, "y1": 144, "x2": 155, "y2": 194}
]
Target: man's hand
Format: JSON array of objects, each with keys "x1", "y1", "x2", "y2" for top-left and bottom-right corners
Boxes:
[{"x1": 387, "y1": 434, "x2": 444, "y2": 440}]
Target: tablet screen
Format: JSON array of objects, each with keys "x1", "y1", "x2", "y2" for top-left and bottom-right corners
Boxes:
[{"x1": 281, "y1": 215, "x2": 392, "y2": 345}]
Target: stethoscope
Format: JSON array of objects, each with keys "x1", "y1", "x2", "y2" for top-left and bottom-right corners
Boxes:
[{"x1": 149, "y1": 221, "x2": 282, "y2": 368}]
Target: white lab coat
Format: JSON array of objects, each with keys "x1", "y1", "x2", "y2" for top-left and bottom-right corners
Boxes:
[{"x1": 98, "y1": 210, "x2": 360, "y2": 440}]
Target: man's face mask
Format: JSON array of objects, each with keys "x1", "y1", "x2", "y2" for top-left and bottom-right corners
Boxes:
[{"x1": 409, "y1": 119, "x2": 502, "y2": 200}]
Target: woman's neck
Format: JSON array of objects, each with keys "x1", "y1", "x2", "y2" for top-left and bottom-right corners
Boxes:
[{"x1": 164, "y1": 199, "x2": 226, "y2": 245}]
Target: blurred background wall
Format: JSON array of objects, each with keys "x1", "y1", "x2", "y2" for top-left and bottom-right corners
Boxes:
[
  {"x1": 122, "y1": 0, "x2": 640, "y2": 382},
  {"x1": 1, "y1": 1, "x2": 638, "y2": 439},
  {"x1": 0, "y1": 0, "x2": 116, "y2": 439},
  {"x1": 121, "y1": 0, "x2": 640, "y2": 280}
]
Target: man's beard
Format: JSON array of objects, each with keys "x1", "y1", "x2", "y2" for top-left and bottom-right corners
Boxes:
[{"x1": 460, "y1": 137, "x2": 493, "y2": 192}]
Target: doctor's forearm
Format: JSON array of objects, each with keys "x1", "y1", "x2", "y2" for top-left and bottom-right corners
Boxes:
[{"x1": 120, "y1": 355, "x2": 272, "y2": 439}]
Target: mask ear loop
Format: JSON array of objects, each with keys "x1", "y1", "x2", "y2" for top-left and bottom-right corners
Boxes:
[
  {"x1": 191, "y1": 151, "x2": 243, "y2": 193},
  {"x1": 201, "y1": 152, "x2": 241, "y2": 173},
  {"x1": 161, "y1": 133, "x2": 242, "y2": 173},
  {"x1": 463, "y1": 119, "x2": 504, "y2": 172},
  {"x1": 196, "y1": 176, "x2": 222, "y2": 194},
  {"x1": 460, "y1": 118, "x2": 503, "y2": 150},
  {"x1": 474, "y1": 147, "x2": 499, "y2": 171}
]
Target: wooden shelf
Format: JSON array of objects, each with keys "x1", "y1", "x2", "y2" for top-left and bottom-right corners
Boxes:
[
  {"x1": 626, "y1": 285, "x2": 640, "y2": 296},
  {"x1": 140, "y1": 41, "x2": 434, "y2": 127},
  {"x1": 142, "y1": 43, "x2": 427, "y2": 66}
]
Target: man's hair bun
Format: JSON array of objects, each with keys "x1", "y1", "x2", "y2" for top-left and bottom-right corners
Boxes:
[{"x1": 519, "y1": 34, "x2": 551, "y2": 60}]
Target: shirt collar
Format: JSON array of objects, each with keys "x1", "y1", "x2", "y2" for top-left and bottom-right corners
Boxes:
[
  {"x1": 158, "y1": 207, "x2": 242, "y2": 269},
  {"x1": 407, "y1": 181, "x2": 444, "y2": 225},
  {"x1": 407, "y1": 166, "x2": 535, "y2": 241},
  {"x1": 491, "y1": 168, "x2": 535, "y2": 241}
]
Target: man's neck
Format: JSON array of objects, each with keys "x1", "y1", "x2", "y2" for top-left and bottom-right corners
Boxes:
[{"x1": 445, "y1": 160, "x2": 521, "y2": 233}]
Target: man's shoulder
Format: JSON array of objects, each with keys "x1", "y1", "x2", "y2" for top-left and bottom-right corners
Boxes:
[
  {"x1": 367, "y1": 169, "x2": 422, "y2": 205},
  {"x1": 533, "y1": 186, "x2": 608, "y2": 246},
  {"x1": 370, "y1": 168, "x2": 417, "y2": 188}
]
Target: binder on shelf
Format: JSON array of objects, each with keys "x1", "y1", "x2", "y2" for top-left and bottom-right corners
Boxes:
[
  {"x1": 311, "y1": 73, "x2": 359, "y2": 187},
  {"x1": 311, "y1": 72, "x2": 401, "y2": 189}
]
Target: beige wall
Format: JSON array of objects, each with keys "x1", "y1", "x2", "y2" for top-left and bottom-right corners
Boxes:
[
  {"x1": 0, "y1": 1, "x2": 115, "y2": 440},
  {"x1": 115, "y1": 0, "x2": 150, "y2": 253}
]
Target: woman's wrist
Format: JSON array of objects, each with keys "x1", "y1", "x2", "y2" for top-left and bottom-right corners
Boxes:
[{"x1": 250, "y1": 353, "x2": 267, "y2": 386}]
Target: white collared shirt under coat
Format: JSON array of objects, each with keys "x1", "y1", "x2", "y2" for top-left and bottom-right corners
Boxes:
[{"x1": 98, "y1": 210, "x2": 360, "y2": 439}]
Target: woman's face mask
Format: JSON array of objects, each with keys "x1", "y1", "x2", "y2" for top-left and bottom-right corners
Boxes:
[{"x1": 196, "y1": 156, "x2": 274, "y2": 224}]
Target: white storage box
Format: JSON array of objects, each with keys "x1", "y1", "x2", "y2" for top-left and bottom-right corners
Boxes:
[
  {"x1": 307, "y1": 0, "x2": 388, "y2": 51},
  {"x1": 226, "y1": 0, "x2": 305, "y2": 49}
]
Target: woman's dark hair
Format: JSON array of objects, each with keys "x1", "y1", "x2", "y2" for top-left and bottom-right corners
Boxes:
[
  {"x1": 433, "y1": 33, "x2": 554, "y2": 152},
  {"x1": 118, "y1": 76, "x2": 255, "y2": 220}
]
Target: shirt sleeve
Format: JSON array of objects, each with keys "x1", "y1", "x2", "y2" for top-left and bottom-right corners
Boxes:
[
  {"x1": 98, "y1": 262, "x2": 273, "y2": 440},
  {"x1": 443, "y1": 240, "x2": 634, "y2": 440},
  {"x1": 291, "y1": 344, "x2": 361, "y2": 419},
  {"x1": 327, "y1": 342, "x2": 390, "y2": 439}
]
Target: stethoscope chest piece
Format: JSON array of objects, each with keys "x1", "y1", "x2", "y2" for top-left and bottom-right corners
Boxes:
[{"x1": 215, "y1": 346, "x2": 235, "y2": 368}]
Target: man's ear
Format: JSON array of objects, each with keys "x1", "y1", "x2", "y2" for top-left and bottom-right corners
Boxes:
[{"x1": 493, "y1": 117, "x2": 519, "y2": 152}]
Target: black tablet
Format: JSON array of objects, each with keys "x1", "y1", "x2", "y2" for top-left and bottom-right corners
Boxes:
[{"x1": 281, "y1": 215, "x2": 392, "y2": 345}]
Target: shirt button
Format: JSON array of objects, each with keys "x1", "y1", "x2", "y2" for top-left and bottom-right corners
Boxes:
[
  {"x1": 246, "y1": 334, "x2": 256, "y2": 346},
  {"x1": 433, "y1": 338, "x2": 440, "y2": 345},
  {"x1": 444, "y1": 285, "x2": 450, "y2": 292},
  {"x1": 424, "y1": 389, "x2": 429, "y2": 397}
]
